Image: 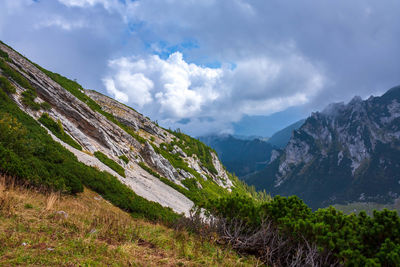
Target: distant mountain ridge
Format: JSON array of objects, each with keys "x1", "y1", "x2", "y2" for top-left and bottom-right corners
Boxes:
[
  {"x1": 267, "y1": 119, "x2": 305, "y2": 148},
  {"x1": 200, "y1": 135, "x2": 276, "y2": 177},
  {"x1": 247, "y1": 86, "x2": 400, "y2": 208}
]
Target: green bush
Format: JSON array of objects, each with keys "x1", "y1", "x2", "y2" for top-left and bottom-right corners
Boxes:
[
  {"x1": 0, "y1": 76, "x2": 15, "y2": 94},
  {"x1": 0, "y1": 58, "x2": 33, "y2": 91},
  {"x1": 94, "y1": 151, "x2": 125, "y2": 178},
  {"x1": 40, "y1": 102, "x2": 51, "y2": 110},
  {"x1": 38, "y1": 113, "x2": 82, "y2": 151},
  {"x1": 0, "y1": 88, "x2": 179, "y2": 224},
  {"x1": 0, "y1": 58, "x2": 41, "y2": 110},
  {"x1": 21, "y1": 89, "x2": 40, "y2": 110},
  {"x1": 205, "y1": 193, "x2": 400, "y2": 266},
  {"x1": 119, "y1": 155, "x2": 129, "y2": 164},
  {"x1": 155, "y1": 141, "x2": 230, "y2": 201},
  {"x1": 165, "y1": 130, "x2": 217, "y2": 174},
  {"x1": 0, "y1": 48, "x2": 9, "y2": 60}
]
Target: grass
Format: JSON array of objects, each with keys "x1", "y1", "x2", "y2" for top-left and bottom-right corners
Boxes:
[
  {"x1": 94, "y1": 151, "x2": 126, "y2": 178},
  {"x1": 38, "y1": 113, "x2": 82, "y2": 151},
  {"x1": 0, "y1": 175, "x2": 258, "y2": 266},
  {"x1": 333, "y1": 200, "x2": 400, "y2": 216}
]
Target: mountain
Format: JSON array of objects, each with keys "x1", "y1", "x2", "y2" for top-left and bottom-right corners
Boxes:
[
  {"x1": 247, "y1": 87, "x2": 400, "y2": 209},
  {"x1": 232, "y1": 134, "x2": 269, "y2": 141},
  {"x1": 200, "y1": 135, "x2": 277, "y2": 177},
  {"x1": 232, "y1": 107, "x2": 307, "y2": 137},
  {"x1": 3, "y1": 42, "x2": 400, "y2": 267},
  {"x1": 0, "y1": 41, "x2": 236, "y2": 218},
  {"x1": 267, "y1": 119, "x2": 305, "y2": 148},
  {"x1": 200, "y1": 119, "x2": 306, "y2": 178}
]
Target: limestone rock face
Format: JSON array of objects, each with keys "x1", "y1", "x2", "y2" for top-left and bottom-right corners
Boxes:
[
  {"x1": 85, "y1": 90, "x2": 168, "y2": 140},
  {"x1": 211, "y1": 152, "x2": 233, "y2": 189},
  {"x1": 85, "y1": 89, "x2": 233, "y2": 190},
  {"x1": 141, "y1": 142, "x2": 182, "y2": 185}
]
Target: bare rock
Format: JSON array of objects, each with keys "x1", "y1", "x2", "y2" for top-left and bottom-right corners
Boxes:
[{"x1": 141, "y1": 142, "x2": 181, "y2": 184}]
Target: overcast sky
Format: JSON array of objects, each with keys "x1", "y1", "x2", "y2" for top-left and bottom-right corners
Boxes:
[{"x1": 1, "y1": 0, "x2": 399, "y2": 136}]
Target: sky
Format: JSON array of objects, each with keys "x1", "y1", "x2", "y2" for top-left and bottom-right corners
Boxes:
[{"x1": 1, "y1": 0, "x2": 400, "y2": 136}]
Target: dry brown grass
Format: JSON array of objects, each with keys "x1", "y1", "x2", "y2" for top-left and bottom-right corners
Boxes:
[
  {"x1": 82, "y1": 150, "x2": 93, "y2": 156},
  {"x1": 0, "y1": 176, "x2": 16, "y2": 218},
  {"x1": 45, "y1": 192, "x2": 58, "y2": 211},
  {"x1": 0, "y1": 174, "x2": 257, "y2": 266}
]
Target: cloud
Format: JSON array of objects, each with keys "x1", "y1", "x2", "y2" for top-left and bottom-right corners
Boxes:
[
  {"x1": 126, "y1": 0, "x2": 400, "y2": 107},
  {"x1": 58, "y1": 0, "x2": 116, "y2": 9},
  {"x1": 104, "y1": 50, "x2": 324, "y2": 135},
  {"x1": 104, "y1": 52, "x2": 222, "y2": 118},
  {"x1": 103, "y1": 58, "x2": 154, "y2": 106},
  {"x1": 34, "y1": 15, "x2": 86, "y2": 31},
  {"x1": 2, "y1": 0, "x2": 400, "y2": 136},
  {"x1": 2, "y1": 0, "x2": 33, "y2": 12}
]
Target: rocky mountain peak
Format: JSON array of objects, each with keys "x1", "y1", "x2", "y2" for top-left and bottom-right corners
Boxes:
[{"x1": 247, "y1": 86, "x2": 400, "y2": 208}]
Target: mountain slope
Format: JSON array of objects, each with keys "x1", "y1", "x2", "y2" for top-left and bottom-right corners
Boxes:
[
  {"x1": 0, "y1": 41, "x2": 235, "y2": 217},
  {"x1": 247, "y1": 87, "x2": 400, "y2": 208},
  {"x1": 200, "y1": 135, "x2": 277, "y2": 177},
  {"x1": 267, "y1": 119, "x2": 305, "y2": 148}
]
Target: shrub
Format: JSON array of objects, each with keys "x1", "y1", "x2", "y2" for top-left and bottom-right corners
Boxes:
[
  {"x1": 38, "y1": 113, "x2": 82, "y2": 151},
  {"x1": 40, "y1": 102, "x2": 51, "y2": 110},
  {"x1": 165, "y1": 130, "x2": 218, "y2": 174},
  {"x1": 0, "y1": 76, "x2": 15, "y2": 94},
  {"x1": 204, "y1": 193, "x2": 400, "y2": 266},
  {"x1": 118, "y1": 155, "x2": 129, "y2": 164},
  {"x1": 0, "y1": 58, "x2": 40, "y2": 110},
  {"x1": 0, "y1": 48, "x2": 9, "y2": 60},
  {"x1": 0, "y1": 58, "x2": 33, "y2": 91},
  {"x1": 94, "y1": 151, "x2": 125, "y2": 178},
  {"x1": 21, "y1": 89, "x2": 40, "y2": 110}
]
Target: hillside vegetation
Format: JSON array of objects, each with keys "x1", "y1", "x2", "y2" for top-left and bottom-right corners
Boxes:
[
  {"x1": 203, "y1": 193, "x2": 400, "y2": 266},
  {"x1": 0, "y1": 175, "x2": 257, "y2": 266}
]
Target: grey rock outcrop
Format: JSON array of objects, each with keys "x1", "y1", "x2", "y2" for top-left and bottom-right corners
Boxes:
[{"x1": 141, "y1": 142, "x2": 182, "y2": 184}]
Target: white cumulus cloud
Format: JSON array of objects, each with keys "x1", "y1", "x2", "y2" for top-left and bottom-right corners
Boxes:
[
  {"x1": 103, "y1": 50, "x2": 324, "y2": 135},
  {"x1": 57, "y1": 0, "x2": 124, "y2": 13},
  {"x1": 34, "y1": 15, "x2": 86, "y2": 31},
  {"x1": 104, "y1": 52, "x2": 222, "y2": 118}
]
